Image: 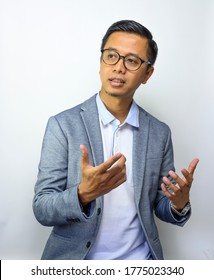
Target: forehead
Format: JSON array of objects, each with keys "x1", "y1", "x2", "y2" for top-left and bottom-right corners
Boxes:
[{"x1": 104, "y1": 31, "x2": 149, "y2": 56}]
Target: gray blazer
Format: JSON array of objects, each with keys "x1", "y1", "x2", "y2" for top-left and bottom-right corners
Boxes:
[{"x1": 33, "y1": 94, "x2": 190, "y2": 260}]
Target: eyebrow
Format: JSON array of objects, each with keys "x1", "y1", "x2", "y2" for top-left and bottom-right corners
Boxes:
[{"x1": 105, "y1": 47, "x2": 143, "y2": 60}]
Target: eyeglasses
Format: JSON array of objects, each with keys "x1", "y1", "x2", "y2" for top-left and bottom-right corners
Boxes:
[{"x1": 101, "y1": 48, "x2": 152, "y2": 71}]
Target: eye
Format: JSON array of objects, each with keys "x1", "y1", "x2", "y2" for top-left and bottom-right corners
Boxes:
[
  {"x1": 107, "y1": 52, "x2": 117, "y2": 60},
  {"x1": 126, "y1": 57, "x2": 139, "y2": 65}
]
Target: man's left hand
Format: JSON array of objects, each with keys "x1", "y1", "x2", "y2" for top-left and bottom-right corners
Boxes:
[{"x1": 161, "y1": 158, "x2": 199, "y2": 211}]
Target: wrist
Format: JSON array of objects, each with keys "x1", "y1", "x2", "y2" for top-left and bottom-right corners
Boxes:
[
  {"x1": 170, "y1": 201, "x2": 191, "y2": 216},
  {"x1": 78, "y1": 183, "x2": 92, "y2": 206},
  {"x1": 78, "y1": 187, "x2": 88, "y2": 206}
]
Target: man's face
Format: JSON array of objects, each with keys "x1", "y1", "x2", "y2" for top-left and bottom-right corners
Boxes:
[{"x1": 99, "y1": 31, "x2": 154, "y2": 100}]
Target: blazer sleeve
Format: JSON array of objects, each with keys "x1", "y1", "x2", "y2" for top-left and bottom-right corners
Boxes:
[
  {"x1": 154, "y1": 128, "x2": 191, "y2": 226},
  {"x1": 33, "y1": 116, "x2": 96, "y2": 226}
]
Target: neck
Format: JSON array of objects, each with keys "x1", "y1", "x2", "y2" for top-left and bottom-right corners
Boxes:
[{"x1": 99, "y1": 91, "x2": 133, "y2": 123}]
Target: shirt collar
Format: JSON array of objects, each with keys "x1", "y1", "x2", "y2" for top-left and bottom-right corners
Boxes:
[{"x1": 96, "y1": 92, "x2": 139, "y2": 128}]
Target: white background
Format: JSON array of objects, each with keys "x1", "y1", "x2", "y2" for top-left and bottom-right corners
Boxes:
[{"x1": 0, "y1": 0, "x2": 213, "y2": 260}]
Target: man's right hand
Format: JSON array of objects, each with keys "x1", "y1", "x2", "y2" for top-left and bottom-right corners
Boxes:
[{"x1": 78, "y1": 144, "x2": 127, "y2": 206}]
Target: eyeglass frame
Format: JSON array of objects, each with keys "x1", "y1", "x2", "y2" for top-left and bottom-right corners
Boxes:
[{"x1": 101, "y1": 48, "x2": 152, "y2": 71}]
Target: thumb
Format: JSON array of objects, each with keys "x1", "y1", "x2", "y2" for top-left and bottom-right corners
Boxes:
[{"x1": 80, "y1": 144, "x2": 90, "y2": 167}]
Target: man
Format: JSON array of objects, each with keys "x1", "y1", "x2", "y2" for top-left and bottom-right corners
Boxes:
[{"x1": 33, "y1": 20, "x2": 199, "y2": 260}]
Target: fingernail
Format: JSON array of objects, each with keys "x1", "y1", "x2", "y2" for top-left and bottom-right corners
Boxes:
[{"x1": 115, "y1": 152, "x2": 122, "y2": 157}]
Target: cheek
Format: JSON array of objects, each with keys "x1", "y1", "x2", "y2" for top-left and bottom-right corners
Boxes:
[
  {"x1": 129, "y1": 73, "x2": 145, "y2": 87},
  {"x1": 99, "y1": 68, "x2": 104, "y2": 83},
  {"x1": 99, "y1": 64, "x2": 108, "y2": 82}
]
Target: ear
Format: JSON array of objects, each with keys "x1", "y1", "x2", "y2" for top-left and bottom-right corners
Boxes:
[{"x1": 142, "y1": 67, "x2": 154, "y2": 84}]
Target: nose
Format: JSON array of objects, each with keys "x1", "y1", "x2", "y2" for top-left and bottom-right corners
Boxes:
[{"x1": 113, "y1": 56, "x2": 126, "y2": 73}]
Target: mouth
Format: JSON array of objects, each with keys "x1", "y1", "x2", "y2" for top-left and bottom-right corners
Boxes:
[{"x1": 109, "y1": 78, "x2": 125, "y2": 87}]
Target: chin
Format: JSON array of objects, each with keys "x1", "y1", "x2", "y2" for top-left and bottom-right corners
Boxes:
[
  {"x1": 105, "y1": 89, "x2": 125, "y2": 97},
  {"x1": 106, "y1": 92, "x2": 122, "y2": 97},
  {"x1": 105, "y1": 90, "x2": 133, "y2": 99}
]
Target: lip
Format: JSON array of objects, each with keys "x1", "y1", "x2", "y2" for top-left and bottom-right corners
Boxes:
[{"x1": 109, "y1": 77, "x2": 126, "y2": 86}]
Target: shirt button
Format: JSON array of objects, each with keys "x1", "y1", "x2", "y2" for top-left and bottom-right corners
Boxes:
[
  {"x1": 86, "y1": 241, "x2": 91, "y2": 248},
  {"x1": 97, "y1": 208, "x2": 101, "y2": 215}
]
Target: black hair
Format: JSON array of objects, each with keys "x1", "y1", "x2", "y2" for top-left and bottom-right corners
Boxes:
[{"x1": 101, "y1": 19, "x2": 158, "y2": 66}]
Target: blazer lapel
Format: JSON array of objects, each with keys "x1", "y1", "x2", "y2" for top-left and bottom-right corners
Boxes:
[
  {"x1": 80, "y1": 95, "x2": 104, "y2": 167},
  {"x1": 133, "y1": 108, "x2": 150, "y2": 206}
]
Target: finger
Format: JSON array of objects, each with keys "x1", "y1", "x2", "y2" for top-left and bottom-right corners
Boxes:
[
  {"x1": 80, "y1": 144, "x2": 90, "y2": 167},
  {"x1": 168, "y1": 171, "x2": 186, "y2": 188},
  {"x1": 112, "y1": 174, "x2": 127, "y2": 189},
  {"x1": 180, "y1": 158, "x2": 199, "y2": 186},
  {"x1": 162, "y1": 176, "x2": 181, "y2": 193},
  {"x1": 180, "y1": 169, "x2": 193, "y2": 186},
  {"x1": 106, "y1": 155, "x2": 126, "y2": 179},
  {"x1": 107, "y1": 166, "x2": 127, "y2": 189},
  {"x1": 187, "y1": 158, "x2": 199, "y2": 175},
  {"x1": 161, "y1": 183, "x2": 174, "y2": 198},
  {"x1": 110, "y1": 154, "x2": 126, "y2": 171},
  {"x1": 99, "y1": 152, "x2": 124, "y2": 173}
]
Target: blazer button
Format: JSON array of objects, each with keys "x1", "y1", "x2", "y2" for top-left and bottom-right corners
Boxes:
[
  {"x1": 66, "y1": 218, "x2": 73, "y2": 222},
  {"x1": 97, "y1": 208, "x2": 101, "y2": 215},
  {"x1": 86, "y1": 241, "x2": 91, "y2": 248}
]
